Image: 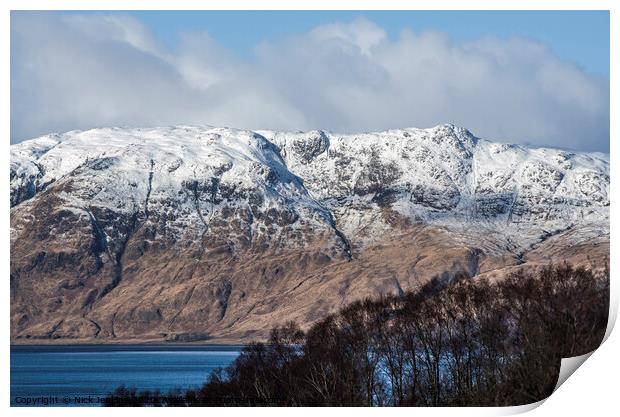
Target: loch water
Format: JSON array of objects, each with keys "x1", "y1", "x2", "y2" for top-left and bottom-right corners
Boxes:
[{"x1": 10, "y1": 344, "x2": 242, "y2": 407}]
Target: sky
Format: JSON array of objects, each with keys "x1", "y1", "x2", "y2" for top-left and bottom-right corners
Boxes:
[{"x1": 10, "y1": 11, "x2": 610, "y2": 151}]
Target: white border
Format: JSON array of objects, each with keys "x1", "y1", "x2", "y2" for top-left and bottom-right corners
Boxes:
[{"x1": 2, "y1": 1, "x2": 617, "y2": 416}]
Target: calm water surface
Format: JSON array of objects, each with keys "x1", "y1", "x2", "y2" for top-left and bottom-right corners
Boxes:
[{"x1": 10, "y1": 344, "x2": 242, "y2": 407}]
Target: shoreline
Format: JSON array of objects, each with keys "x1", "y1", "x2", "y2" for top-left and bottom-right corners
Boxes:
[{"x1": 10, "y1": 338, "x2": 253, "y2": 347}]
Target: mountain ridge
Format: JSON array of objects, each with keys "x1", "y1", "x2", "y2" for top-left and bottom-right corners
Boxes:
[{"x1": 10, "y1": 124, "x2": 609, "y2": 342}]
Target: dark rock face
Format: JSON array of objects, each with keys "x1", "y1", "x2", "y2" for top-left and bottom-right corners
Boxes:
[
  {"x1": 290, "y1": 130, "x2": 330, "y2": 162},
  {"x1": 353, "y1": 153, "x2": 402, "y2": 197},
  {"x1": 411, "y1": 184, "x2": 461, "y2": 210},
  {"x1": 10, "y1": 165, "x2": 43, "y2": 207},
  {"x1": 474, "y1": 194, "x2": 514, "y2": 217}
]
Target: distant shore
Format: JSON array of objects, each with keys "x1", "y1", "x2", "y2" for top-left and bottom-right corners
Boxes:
[{"x1": 10, "y1": 337, "x2": 252, "y2": 347}]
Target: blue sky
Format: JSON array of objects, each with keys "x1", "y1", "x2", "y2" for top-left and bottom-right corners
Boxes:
[
  {"x1": 95, "y1": 10, "x2": 609, "y2": 76},
  {"x1": 11, "y1": 11, "x2": 610, "y2": 151}
]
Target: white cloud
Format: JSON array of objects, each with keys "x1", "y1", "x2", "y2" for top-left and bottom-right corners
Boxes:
[{"x1": 10, "y1": 13, "x2": 609, "y2": 151}]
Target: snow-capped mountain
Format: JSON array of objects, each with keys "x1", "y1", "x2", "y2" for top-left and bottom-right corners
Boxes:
[
  {"x1": 262, "y1": 124, "x2": 608, "y2": 248},
  {"x1": 10, "y1": 124, "x2": 609, "y2": 342}
]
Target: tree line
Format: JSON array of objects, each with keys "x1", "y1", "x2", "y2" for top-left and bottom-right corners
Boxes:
[{"x1": 105, "y1": 263, "x2": 609, "y2": 406}]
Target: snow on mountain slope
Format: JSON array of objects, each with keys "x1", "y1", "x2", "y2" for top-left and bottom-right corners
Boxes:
[
  {"x1": 10, "y1": 126, "x2": 350, "y2": 257},
  {"x1": 260, "y1": 124, "x2": 609, "y2": 249},
  {"x1": 11, "y1": 124, "x2": 609, "y2": 254}
]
